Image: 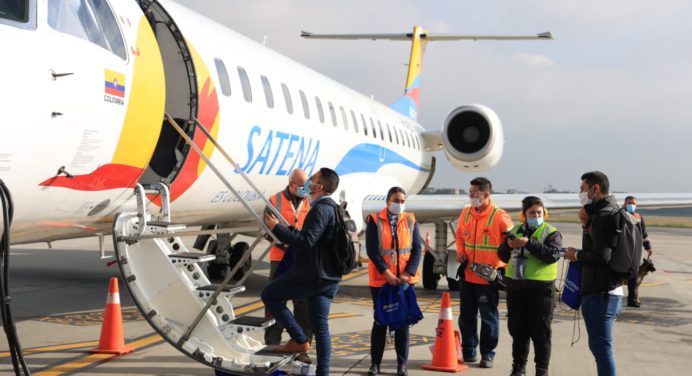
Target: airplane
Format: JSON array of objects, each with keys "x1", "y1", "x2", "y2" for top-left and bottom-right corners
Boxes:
[{"x1": 3, "y1": 0, "x2": 692, "y2": 374}]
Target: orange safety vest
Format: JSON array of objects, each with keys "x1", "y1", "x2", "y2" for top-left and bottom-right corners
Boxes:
[
  {"x1": 455, "y1": 203, "x2": 513, "y2": 285},
  {"x1": 368, "y1": 208, "x2": 421, "y2": 287},
  {"x1": 268, "y1": 190, "x2": 310, "y2": 261}
]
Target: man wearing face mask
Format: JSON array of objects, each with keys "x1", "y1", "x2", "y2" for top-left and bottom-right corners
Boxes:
[
  {"x1": 365, "y1": 186, "x2": 422, "y2": 376},
  {"x1": 262, "y1": 168, "x2": 342, "y2": 376},
  {"x1": 622, "y1": 196, "x2": 653, "y2": 308},
  {"x1": 263, "y1": 169, "x2": 312, "y2": 361},
  {"x1": 498, "y1": 196, "x2": 563, "y2": 376},
  {"x1": 455, "y1": 177, "x2": 513, "y2": 369},
  {"x1": 565, "y1": 171, "x2": 623, "y2": 376}
]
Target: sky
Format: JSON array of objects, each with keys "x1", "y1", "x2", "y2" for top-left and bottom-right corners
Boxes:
[{"x1": 176, "y1": 0, "x2": 692, "y2": 194}]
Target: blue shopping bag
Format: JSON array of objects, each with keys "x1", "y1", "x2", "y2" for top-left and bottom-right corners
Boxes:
[
  {"x1": 561, "y1": 261, "x2": 582, "y2": 310},
  {"x1": 375, "y1": 283, "x2": 424, "y2": 330}
]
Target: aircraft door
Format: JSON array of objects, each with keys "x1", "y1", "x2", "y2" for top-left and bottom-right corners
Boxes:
[{"x1": 42, "y1": 0, "x2": 132, "y2": 178}]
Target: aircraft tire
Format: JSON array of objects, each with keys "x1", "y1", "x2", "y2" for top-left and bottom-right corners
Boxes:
[
  {"x1": 229, "y1": 242, "x2": 251, "y2": 280},
  {"x1": 422, "y1": 251, "x2": 440, "y2": 290}
]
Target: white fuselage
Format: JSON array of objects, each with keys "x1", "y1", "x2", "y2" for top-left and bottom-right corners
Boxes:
[{"x1": 0, "y1": 0, "x2": 433, "y2": 243}]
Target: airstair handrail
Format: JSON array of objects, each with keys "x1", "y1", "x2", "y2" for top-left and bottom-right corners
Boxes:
[{"x1": 162, "y1": 113, "x2": 285, "y2": 242}]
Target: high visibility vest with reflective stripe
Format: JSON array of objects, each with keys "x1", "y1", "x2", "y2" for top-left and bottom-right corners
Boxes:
[
  {"x1": 269, "y1": 191, "x2": 309, "y2": 261},
  {"x1": 505, "y1": 222, "x2": 558, "y2": 281},
  {"x1": 368, "y1": 209, "x2": 421, "y2": 287},
  {"x1": 455, "y1": 204, "x2": 513, "y2": 285}
]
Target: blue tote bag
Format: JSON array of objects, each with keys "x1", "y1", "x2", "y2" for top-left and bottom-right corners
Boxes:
[
  {"x1": 375, "y1": 283, "x2": 424, "y2": 330},
  {"x1": 561, "y1": 261, "x2": 582, "y2": 310}
]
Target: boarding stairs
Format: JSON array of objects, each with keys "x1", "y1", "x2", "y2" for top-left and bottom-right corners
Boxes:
[{"x1": 111, "y1": 114, "x2": 294, "y2": 374}]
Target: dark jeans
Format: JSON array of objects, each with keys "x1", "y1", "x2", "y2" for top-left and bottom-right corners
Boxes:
[
  {"x1": 627, "y1": 275, "x2": 639, "y2": 304},
  {"x1": 261, "y1": 273, "x2": 339, "y2": 376},
  {"x1": 264, "y1": 261, "x2": 312, "y2": 345},
  {"x1": 581, "y1": 293, "x2": 622, "y2": 376},
  {"x1": 370, "y1": 286, "x2": 409, "y2": 366},
  {"x1": 458, "y1": 281, "x2": 499, "y2": 359},
  {"x1": 506, "y1": 284, "x2": 555, "y2": 369}
]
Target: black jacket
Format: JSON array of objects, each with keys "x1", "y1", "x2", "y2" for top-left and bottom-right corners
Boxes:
[
  {"x1": 272, "y1": 196, "x2": 341, "y2": 282},
  {"x1": 578, "y1": 196, "x2": 622, "y2": 294},
  {"x1": 497, "y1": 223, "x2": 563, "y2": 289}
]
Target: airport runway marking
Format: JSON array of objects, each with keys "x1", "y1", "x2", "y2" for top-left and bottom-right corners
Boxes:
[
  {"x1": 30, "y1": 269, "x2": 370, "y2": 375},
  {"x1": 0, "y1": 340, "x2": 100, "y2": 358}
]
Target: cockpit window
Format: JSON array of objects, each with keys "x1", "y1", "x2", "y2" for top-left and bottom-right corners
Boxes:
[
  {"x1": 0, "y1": 0, "x2": 28, "y2": 23},
  {"x1": 48, "y1": 0, "x2": 126, "y2": 60}
]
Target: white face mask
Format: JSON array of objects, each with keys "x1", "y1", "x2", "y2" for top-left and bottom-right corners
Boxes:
[
  {"x1": 388, "y1": 202, "x2": 404, "y2": 215},
  {"x1": 579, "y1": 191, "x2": 592, "y2": 206},
  {"x1": 470, "y1": 197, "x2": 482, "y2": 207}
]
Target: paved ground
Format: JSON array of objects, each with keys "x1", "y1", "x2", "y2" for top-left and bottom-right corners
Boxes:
[{"x1": 2, "y1": 222, "x2": 692, "y2": 375}]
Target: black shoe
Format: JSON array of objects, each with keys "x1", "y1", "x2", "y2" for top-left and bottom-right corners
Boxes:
[
  {"x1": 627, "y1": 301, "x2": 641, "y2": 308},
  {"x1": 397, "y1": 364, "x2": 408, "y2": 376},
  {"x1": 463, "y1": 354, "x2": 478, "y2": 363},
  {"x1": 509, "y1": 363, "x2": 526, "y2": 376},
  {"x1": 536, "y1": 367, "x2": 549, "y2": 376},
  {"x1": 295, "y1": 352, "x2": 312, "y2": 364},
  {"x1": 480, "y1": 356, "x2": 494, "y2": 368},
  {"x1": 367, "y1": 364, "x2": 381, "y2": 376}
]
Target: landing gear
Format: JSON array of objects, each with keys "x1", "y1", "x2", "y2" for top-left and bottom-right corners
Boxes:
[
  {"x1": 206, "y1": 240, "x2": 252, "y2": 281},
  {"x1": 422, "y1": 251, "x2": 440, "y2": 290}
]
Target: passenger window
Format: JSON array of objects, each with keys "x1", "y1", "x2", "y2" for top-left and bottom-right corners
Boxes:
[
  {"x1": 406, "y1": 131, "x2": 412, "y2": 148},
  {"x1": 281, "y1": 83, "x2": 293, "y2": 114},
  {"x1": 385, "y1": 123, "x2": 393, "y2": 143},
  {"x1": 360, "y1": 114, "x2": 368, "y2": 136},
  {"x1": 260, "y1": 75, "x2": 274, "y2": 108},
  {"x1": 214, "y1": 58, "x2": 232, "y2": 97},
  {"x1": 340, "y1": 107, "x2": 348, "y2": 130},
  {"x1": 369, "y1": 118, "x2": 377, "y2": 139},
  {"x1": 328, "y1": 102, "x2": 337, "y2": 127},
  {"x1": 377, "y1": 121, "x2": 385, "y2": 141},
  {"x1": 237, "y1": 66, "x2": 252, "y2": 102},
  {"x1": 299, "y1": 90, "x2": 310, "y2": 119},
  {"x1": 315, "y1": 97, "x2": 325, "y2": 123},
  {"x1": 415, "y1": 134, "x2": 421, "y2": 150},
  {"x1": 0, "y1": 0, "x2": 28, "y2": 23},
  {"x1": 394, "y1": 126, "x2": 400, "y2": 145},
  {"x1": 350, "y1": 110, "x2": 359, "y2": 133},
  {"x1": 48, "y1": 0, "x2": 126, "y2": 60}
]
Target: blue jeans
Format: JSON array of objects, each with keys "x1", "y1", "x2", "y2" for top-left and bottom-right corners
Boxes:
[
  {"x1": 581, "y1": 293, "x2": 622, "y2": 376},
  {"x1": 261, "y1": 273, "x2": 340, "y2": 376},
  {"x1": 458, "y1": 281, "x2": 500, "y2": 359}
]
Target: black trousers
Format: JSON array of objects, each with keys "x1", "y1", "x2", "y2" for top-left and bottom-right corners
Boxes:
[
  {"x1": 506, "y1": 284, "x2": 555, "y2": 370},
  {"x1": 370, "y1": 286, "x2": 409, "y2": 366}
]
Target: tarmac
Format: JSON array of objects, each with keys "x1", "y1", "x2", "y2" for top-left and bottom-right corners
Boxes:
[{"x1": 2, "y1": 222, "x2": 692, "y2": 375}]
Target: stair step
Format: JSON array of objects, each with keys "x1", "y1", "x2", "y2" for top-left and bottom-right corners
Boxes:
[
  {"x1": 230, "y1": 316, "x2": 273, "y2": 328},
  {"x1": 147, "y1": 221, "x2": 186, "y2": 231},
  {"x1": 195, "y1": 284, "x2": 245, "y2": 298},
  {"x1": 168, "y1": 252, "x2": 215, "y2": 264}
]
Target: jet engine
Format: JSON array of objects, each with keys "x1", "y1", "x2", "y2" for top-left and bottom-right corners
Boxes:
[{"x1": 441, "y1": 104, "x2": 503, "y2": 171}]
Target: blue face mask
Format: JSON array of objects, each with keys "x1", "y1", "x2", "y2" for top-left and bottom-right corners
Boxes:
[
  {"x1": 527, "y1": 217, "x2": 544, "y2": 228},
  {"x1": 388, "y1": 202, "x2": 405, "y2": 215},
  {"x1": 626, "y1": 204, "x2": 636, "y2": 213},
  {"x1": 297, "y1": 179, "x2": 312, "y2": 198}
]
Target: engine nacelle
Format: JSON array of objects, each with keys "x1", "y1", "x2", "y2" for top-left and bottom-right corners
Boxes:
[{"x1": 442, "y1": 104, "x2": 504, "y2": 171}]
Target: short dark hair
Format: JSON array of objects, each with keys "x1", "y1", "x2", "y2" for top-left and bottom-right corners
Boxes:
[
  {"x1": 625, "y1": 195, "x2": 636, "y2": 202},
  {"x1": 386, "y1": 186, "x2": 406, "y2": 201},
  {"x1": 318, "y1": 167, "x2": 339, "y2": 194},
  {"x1": 581, "y1": 171, "x2": 610, "y2": 195},
  {"x1": 470, "y1": 177, "x2": 492, "y2": 193},
  {"x1": 521, "y1": 196, "x2": 544, "y2": 213}
]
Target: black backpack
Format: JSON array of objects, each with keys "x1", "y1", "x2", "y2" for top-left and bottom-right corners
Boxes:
[
  {"x1": 608, "y1": 208, "x2": 643, "y2": 279},
  {"x1": 328, "y1": 201, "x2": 360, "y2": 276}
]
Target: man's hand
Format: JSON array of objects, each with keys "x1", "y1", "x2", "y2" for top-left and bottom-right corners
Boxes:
[
  {"x1": 264, "y1": 212, "x2": 279, "y2": 230},
  {"x1": 384, "y1": 270, "x2": 400, "y2": 286},
  {"x1": 578, "y1": 208, "x2": 588, "y2": 226},
  {"x1": 647, "y1": 249, "x2": 653, "y2": 257},
  {"x1": 399, "y1": 271, "x2": 411, "y2": 285},
  {"x1": 565, "y1": 247, "x2": 579, "y2": 262},
  {"x1": 456, "y1": 251, "x2": 467, "y2": 264},
  {"x1": 508, "y1": 237, "x2": 529, "y2": 249}
]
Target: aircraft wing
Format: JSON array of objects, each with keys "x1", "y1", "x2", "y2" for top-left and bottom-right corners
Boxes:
[{"x1": 361, "y1": 193, "x2": 692, "y2": 222}]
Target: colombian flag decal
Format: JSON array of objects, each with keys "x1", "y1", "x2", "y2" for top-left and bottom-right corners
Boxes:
[{"x1": 104, "y1": 69, "x2": 126, "y2": 98}]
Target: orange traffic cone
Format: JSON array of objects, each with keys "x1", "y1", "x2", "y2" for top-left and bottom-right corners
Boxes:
[
  {"x1": 90, "y1": 277, "x2": 134, "y2": 354},
  {"x1": 422, "y1": 292, "x2": 467, "y2": 372},
  {"x1": 425, "y1": 232, "x2": 431, "y2": 246}
]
